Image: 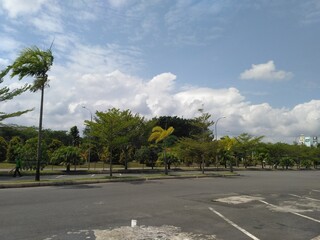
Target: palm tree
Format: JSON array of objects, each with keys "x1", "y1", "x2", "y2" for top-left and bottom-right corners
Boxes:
[
  {"x1": 148, "y1": 126, "x2": 174, "y2": 175},
  {"x1": 0, "y1": 71, "x2": 31, "y2": 122},
  {"x1": 1, "y1": 46, "x2": 54, "y2": 181}
]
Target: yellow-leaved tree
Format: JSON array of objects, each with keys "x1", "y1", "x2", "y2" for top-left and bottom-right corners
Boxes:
[{"x1": 148, "y1": 126, "x2": 174, "y2": 175}]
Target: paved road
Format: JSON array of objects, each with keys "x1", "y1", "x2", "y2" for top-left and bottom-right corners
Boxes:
[{"x1": 0, "y1": 171, "x2": 319, "y2": 240}]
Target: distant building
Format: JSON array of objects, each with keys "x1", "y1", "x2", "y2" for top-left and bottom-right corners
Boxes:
[
  {"x1": 299, "y1": 135, "x2": 318, "y2": 147},
  {"x1": 299, "y1": 134, "x2": 305, "y2": 145},
  {"x1": 312, "y1": 136, "x2": 318, "y2": 146}
]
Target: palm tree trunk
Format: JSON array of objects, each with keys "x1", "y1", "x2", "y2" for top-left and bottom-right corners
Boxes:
[{"x1": 35, "y1": 85, "x2": 44, "y2": 181}]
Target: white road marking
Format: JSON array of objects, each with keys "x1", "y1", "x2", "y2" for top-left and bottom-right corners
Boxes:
[
  {"x1": 55, "y1": 175, "x2": 63, "y2": 179},
  {"x1": 289, "y1": 194, "x2": 320, "y2": 202},
  {"x1": 312, "y1": 190, "x2": 320, "y2": 193},
  {"x1": 259, "y1": 200, "x2": 320, "y2": 223},
  {"x1": 91, "y1": 174, "x2": 95, "y2": 177},
  {"x1": 209, "y1": 207, "x2": 260, "y2": 240}
]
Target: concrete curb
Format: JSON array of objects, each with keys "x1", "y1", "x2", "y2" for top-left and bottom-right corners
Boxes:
[{"x1": 0, "y1": 173, "x2": 239, "y2": 189}]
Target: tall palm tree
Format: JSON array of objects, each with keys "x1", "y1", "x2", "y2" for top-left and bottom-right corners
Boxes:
[
  {"x1": 148, "y1": 126, "x2": 174, "y2": 175},
  {"x1": 1, "y1": 46, "x2": 54, "y2": 181}
]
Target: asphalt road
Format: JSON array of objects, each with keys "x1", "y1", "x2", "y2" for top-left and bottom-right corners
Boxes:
[{"x1": 0, "y1": 171, "x2": 319, "y2": 240}]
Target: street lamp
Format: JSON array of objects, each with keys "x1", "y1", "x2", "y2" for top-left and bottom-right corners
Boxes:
[
  {"x1": 215, "y1": 116, "x2": 226, "y2": 140},
  {"x1": 82, "y1": 106, "x2": 92, "y2": 170}
]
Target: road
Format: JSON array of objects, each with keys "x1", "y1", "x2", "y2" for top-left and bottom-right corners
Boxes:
[{"x1": 0, "y1": 171, "x2": 319, "y2": 240}]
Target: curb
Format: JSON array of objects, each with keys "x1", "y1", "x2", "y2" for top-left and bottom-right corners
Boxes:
[{"x1": 0, "y1": 173, "x2": 239, "y2": 189}]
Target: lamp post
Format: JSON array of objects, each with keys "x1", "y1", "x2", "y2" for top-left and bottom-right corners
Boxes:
[
  {"x1": 82, "y1": 106, "x2": 92, "y2": 170},
  {"x1": 215, "y1": 116, "x2": 226, "y2": 140}
]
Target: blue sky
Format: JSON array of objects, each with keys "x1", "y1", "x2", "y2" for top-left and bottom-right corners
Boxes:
[{"x1": 0, "y1": 0, "x2": 320, "y2": 143}]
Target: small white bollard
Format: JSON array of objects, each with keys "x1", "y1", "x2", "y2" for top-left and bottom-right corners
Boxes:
[{"x1": 131, "y1": 219, "x2": 137, "y2": 227}]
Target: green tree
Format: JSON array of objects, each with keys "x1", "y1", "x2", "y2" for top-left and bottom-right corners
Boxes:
[
  {"x1": 234, "y1": 133, "x2": 264, "y2": 168},
  {"x1": 148, "y1": 126, "x2": 174, "y2": 175},
  {"x1": 1, "y1": 46, "x2": 54, "y2": 181},
  {"x1": 0, "y1": 136, "x2": 8, "y2": 162},
  {"x1": 279, "y1": 156, "x2": 295, "y2": 170},
  {"x1": 48, "y1": 139, "x2": 64, "y2": 167},
  {"x1": 51, "y1": 146, "x2": 83, "y2": 172},
  {"x1": 156, "y1": 152, "x2": 180, "y2": 169},
  {"x1": 175, "y1": 110, "x2": 214, "y2": 173},
  {"x1": 6, "y1": 136, "x2": 23, "y2": 163},
  {"x1": 69, "y1": 126, "x2": 80, "y2": 147},
  {"x1": 219, "y1": 136, "x2": 237, "y2": 171},
  {"x1": 96, "y1": 146, "x2": 110, "y2": 170},
  {"x1": 42, "y1": 129, "x2": 71, "y2": 146},
  {"x1": 135, "y1": 145, "x2": 159, "y2": 169},
  {"x1": 153, "y1": 116, "x2": 202, "y2": 138},
  {"x1": 86, "y1": 108, "x2": 144, "y2": 176},
  {"x1": 19, "y1": 137, "x2": 48, "y2": 170}
]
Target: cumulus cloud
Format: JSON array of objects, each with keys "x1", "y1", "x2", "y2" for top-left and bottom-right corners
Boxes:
[
  {"x1": 2, "y1": 65, "x2": 319, "y2": 144},
  {"x1": 240, "y1": 60, "x2": 293, "y2": 81}
]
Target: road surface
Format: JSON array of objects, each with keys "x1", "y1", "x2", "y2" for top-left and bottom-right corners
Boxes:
[{"x1": 0, "y1": 171, "x2": 319, "y2": 240}]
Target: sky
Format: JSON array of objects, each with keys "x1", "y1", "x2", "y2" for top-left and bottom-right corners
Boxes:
[{"x1": 0, "y1": 0, "x2": 320, "y2": 143}]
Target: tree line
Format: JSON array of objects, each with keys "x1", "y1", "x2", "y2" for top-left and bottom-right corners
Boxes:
[{"x1": 0, "y1": 110, "x2": 319, "y2": 176}]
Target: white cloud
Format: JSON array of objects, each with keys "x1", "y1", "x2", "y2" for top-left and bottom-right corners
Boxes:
[
  {"x1": 240, "y1": 60, "x2": 293, "y2": 81},
  {"x1": 0, "y1": 36, "x2": 317, "y2": 144},
  {"x1": 0, "y1": 0, "x2": 46, "y2": 18},
  {"x1": 2, "y1": 64, "x2": 319, "y2": 144}
]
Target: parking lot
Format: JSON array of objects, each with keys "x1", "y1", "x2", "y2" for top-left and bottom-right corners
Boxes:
[
  {"x1": 1, "y1": 171, "x2": 319, "y2": 240},
  {"x1": 208, "y1": 190, "x2": 320, "y2": 239}
]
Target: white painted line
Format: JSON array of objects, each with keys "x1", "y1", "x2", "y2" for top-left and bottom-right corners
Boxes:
[
  {"x1": 289, "y1": 194, "x2": 320, "y2": 202},
  {"x1": 259, "y1": 200, "x2": 320, "y2": 224},
  {"x1": 209, "y1": 207, "x2": 260, "y2": 240},
  {"x1": 91, "y1": 174, "x2": 95, "y2": 177},
  {"x1": 55, "y1": 175, "x2": 63, "y2": 179},
  {"x1": 292, "y1": 212, "x2": 320, "y2": 224},
  {"x1": 312, "y1": 190, "x2": 320, "y2": 193}
]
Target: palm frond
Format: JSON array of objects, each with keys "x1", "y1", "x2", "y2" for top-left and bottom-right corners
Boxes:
[{"x1": 151, "y1": 126, "x2": 164, "y2": 133}]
